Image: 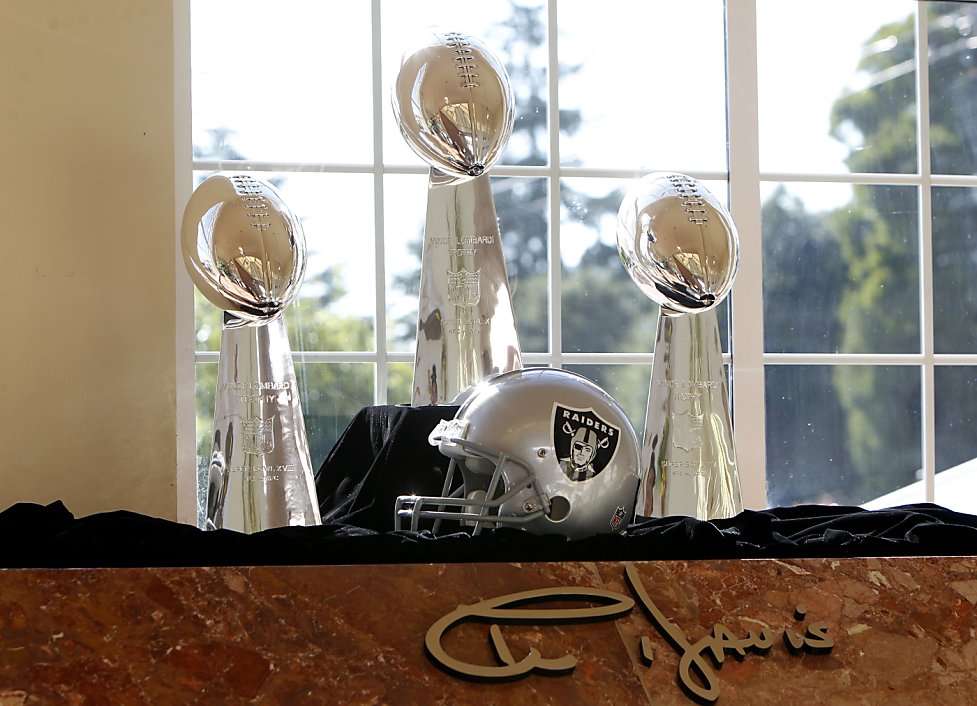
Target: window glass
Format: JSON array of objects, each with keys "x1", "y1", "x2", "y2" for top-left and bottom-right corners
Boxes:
[
  {"x1": 191, "y1": 0, "x2": 374, "y2": 163},
  {"x1": 194, "y1": 361, "x2": 218, "y2": 525},
  {"x1": 497, "y1": 177, "x2": 550, "y2": 353},
  {"x1": 275, "y1": 172, "x2": 377, "y2": 349},
  {"x1": 558, "y1": 0, "x2": 726, "y2": 171},
  {"x1": 935, "y1": 366, "x2": 977, "y2": 515},
  {"x1": 383, "y1": 173, "x2": 428, "y2": 354},
  {"x1": 929, "y1": 3, "x2": 977, "y2": 175},
  {"x1": 187, "y1": 0, "x2": 977, "y2": 515},
  {"x1": 296, "y1": 362, "x2": 375, "y2": 467},
  {"x1": 933, "y1": 186, "x2": 977, "y2": 353},
  {"x1": 761, "y1": 183, "x2": 919, "y2": 354},
  {"x1": 560, "y1": 178, "x2": 653, "y2": 354},
  {"x1": 765, "y1": 365, "x2": 921, "y2": 507},
  {"x1": 757, "y1": 0, "x2": 917, "y2": 174},
  {"x1": 566, "y1": 364, "x2": 650, "y2": 436},
  {"x1": 387, "y1": 362, "x2": 414, "y2": 406}
]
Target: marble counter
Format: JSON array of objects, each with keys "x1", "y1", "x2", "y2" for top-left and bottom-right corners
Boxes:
[{"x1": 0, "y1": 557, "x2": 974, "y2": 704}]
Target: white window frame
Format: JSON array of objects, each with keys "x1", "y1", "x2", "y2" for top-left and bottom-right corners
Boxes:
[
  {"x1": 747, "y1": 3, "x2": 968, "y2": 511},
  {"x1": 182, "y1": 0, "x2": 970, "y2": 518}
]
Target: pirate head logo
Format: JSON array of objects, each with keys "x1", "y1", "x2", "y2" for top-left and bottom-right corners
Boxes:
[
  {"x1": 552, "y1": 403, "x2": 621, "y2": 482},
  {"x1": 447, "y1": 269, "x2": 481, "y2": 307},
  {"x1": 241, "y1": 416, "x2": 275, "y2": 455}
]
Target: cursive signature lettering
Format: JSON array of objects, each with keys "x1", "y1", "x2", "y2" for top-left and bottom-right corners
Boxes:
[
  {"x1": 425, "y1": 586, "x2": 634, "y2": 681},
  {"x1": 427, "y1": 563, "x2": 835, "y2": 702}
]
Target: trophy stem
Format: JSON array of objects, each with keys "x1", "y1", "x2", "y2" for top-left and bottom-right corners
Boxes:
[
  {"x1": 411, "y1": 171, "x2": 521, "y2": 405},
  {"x1": 639, "y1": 308, "x2": 742, "y2": 520},
  {"x1": 206, "y1": 314, "x2": 322, "y2": 533}
]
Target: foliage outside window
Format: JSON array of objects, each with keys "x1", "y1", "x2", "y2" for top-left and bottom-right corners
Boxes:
[{"x1": 191, "y1": 1, "x2": 977, "y2": 515}]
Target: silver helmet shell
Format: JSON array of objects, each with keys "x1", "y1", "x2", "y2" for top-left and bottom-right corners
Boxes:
[{"x1": 395, "y1": 367, "x2": 641, "y2": 540}]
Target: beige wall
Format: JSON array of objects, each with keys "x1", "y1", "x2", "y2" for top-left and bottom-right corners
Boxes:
[{"x1": 0, "y1": 1, "x2": 191, "y2": 521}]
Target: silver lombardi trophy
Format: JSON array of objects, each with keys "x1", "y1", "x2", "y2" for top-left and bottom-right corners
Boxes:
[
  {"x1": 392, "y1": 28, "x2": 522, "y2": 405},
  {"x1": 617, "y1": 173, "x2": 742, "y2": 520},
  {"x1": 182, "y1": 173, "x2": 322, "y2": 533}
]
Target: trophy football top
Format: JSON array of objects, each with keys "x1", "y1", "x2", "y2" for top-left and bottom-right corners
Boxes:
[
  {"x1": 182, "y1": 173, "x2": 307, "y2": 324},
  {"x1": 392, "y1": 28, "x2": 514, "y2": 180},
  {"x1": 616, "y1": 173, "x2": 740, "y2": 315}
]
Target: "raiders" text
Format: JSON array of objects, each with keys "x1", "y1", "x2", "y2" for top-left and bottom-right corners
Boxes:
[{"x1": 562, "y1": 409, "x2": 617, "y2": 436}]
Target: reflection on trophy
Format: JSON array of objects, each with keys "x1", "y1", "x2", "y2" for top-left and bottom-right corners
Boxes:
[
  {"x1": 182, "y1": 173, "x2": 321, "y2": 533},
  {"x1": 392, "y1": 28, "x2": 521, "y2": 405},
  {"x1": 617, "y1": 173, "x2": 742, "y2": 520}
]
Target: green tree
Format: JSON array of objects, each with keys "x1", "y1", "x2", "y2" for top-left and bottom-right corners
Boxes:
[
  {"x1": 761, "y1": 187, "x2": 853, "y2": 504},
  {"x1": 822, "y1": 2, "x2": 977, "y2": 500}
]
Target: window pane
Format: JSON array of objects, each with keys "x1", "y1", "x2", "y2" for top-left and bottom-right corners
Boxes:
[
  {"x1": 282, "y1": 173, "x2": 377, "y2": 352},
  {"x1": 933, "y1": 186, "x2": 977, "y2": 353},
  {"x1": 935, "y1": 366, "x2": 977, "y2": 514},
  {"x1": 564, "y1": 364, "x2": 649, "y2": 436},
  {"x1": 297, "y1": 363, "x2": 375, "y2": 469},
  {"x1": 928, "y1": 3, "x2": 977, "y2": 175},
  {"x1": 558, "y1": 0, "x2": 726, "y2": 171},
  {"x1": 383, "y1": 173, "x2": 427, "y2": 353},
  {"x1": 765, "y1": 365, "x2": 921, "y2": 507},
  {"x1": 761, "y1": 183, "x2": 919, "y2": 354},
  {"x1": 387, "y1": 362, "x2": 414, "y2": 406},
  {"x1": 191, "y1": 0, "x2": 373, "y2": 164},
  {"x1": 194, "y1": 289, "x2": 223, "y2": 352},
  {"x1": 497, "y1": 177, "x2": 550, "y2": 353},
  {"x1": 195, "y1": 361, "x2": 218, "y2": 526},
  {"x1": 560, "y1": 178, "x2": 655, "y2": 354},
  {"x1": 381, "y1": 0, "x2": 549, "y2": 167},
  {"x1": 757, "y1": 0, "x2": 917, "y2": 174}
]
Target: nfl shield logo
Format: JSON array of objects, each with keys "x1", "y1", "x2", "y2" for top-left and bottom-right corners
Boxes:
[
  {"x1": 610, "y1": 506, "x2": 627, "y2": 531},
  {"x1": 671, "y1": 409, "x2": 703, "y2": 451},
  {"x1": 241, "y1": 416, "x2": 275, "y2": 455},
  {"x1": 447, "y1": 269, "x2": 481, "y2": 306}
]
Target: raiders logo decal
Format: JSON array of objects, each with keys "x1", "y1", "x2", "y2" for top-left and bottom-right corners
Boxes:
[{"x1": 552, "y1": 403, "x2": 621, "y2": 482}]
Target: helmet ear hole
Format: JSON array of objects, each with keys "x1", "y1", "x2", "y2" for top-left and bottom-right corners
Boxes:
[{"x1": 547, "y1": 496, "x2": 571, "y2": 522}]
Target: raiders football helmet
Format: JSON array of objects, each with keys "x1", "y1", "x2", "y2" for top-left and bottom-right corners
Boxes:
[{"x1": 394, "y1": 367, "x2": 641, "y2": 540}]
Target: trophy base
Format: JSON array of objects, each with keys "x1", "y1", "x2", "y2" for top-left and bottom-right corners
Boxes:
[
  {"x1": 640, "y1": 309, "x2": 742, "y2": 520},
  {"x1": 206, "y1": 314, "x2": 322, "y2": 533}
]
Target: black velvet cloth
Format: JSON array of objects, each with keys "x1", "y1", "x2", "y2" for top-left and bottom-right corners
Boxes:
[
  {"x1": 1, "y1": 404, "x2": 977, "y2": 568},
  {"x1": 314, "y1": 404, "x2": 459, "y2": 532}
]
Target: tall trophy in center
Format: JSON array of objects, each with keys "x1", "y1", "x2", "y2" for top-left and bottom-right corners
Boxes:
[
  {"x1": 182, "y1": 172, "x2": 321, "y2": 533},
  {"x1": 617, "y1": 173, "x2": 742, "y2": 520},
  {"x1": 392, "y1": 28, "x2": 522, "y2": 405}
]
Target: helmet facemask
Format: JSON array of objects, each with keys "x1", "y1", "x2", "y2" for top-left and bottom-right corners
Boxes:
[{"x1": 394, "y1": 423, "x2": 551, "y2": 534}]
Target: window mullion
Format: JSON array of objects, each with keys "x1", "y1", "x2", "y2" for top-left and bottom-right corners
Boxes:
[
  {"x1": 371, "y1": 0, "x2": 388, "y2": 405},
  {"x1": 726, "y1": 0, "x2": 768, "y2": 509},
  {"x1": 547, "y1": 0, "x2": 562, "y2": 369},
  {"x1": 915, "y1": 2, "x2": 936, "y2": 503}
]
